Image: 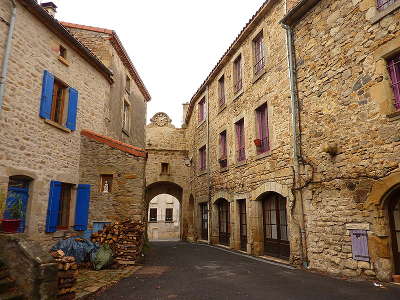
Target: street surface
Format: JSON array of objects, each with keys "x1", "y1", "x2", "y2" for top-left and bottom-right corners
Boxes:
[{"x1": 95, "y1": 241, "x2": 400, "y2": 300}]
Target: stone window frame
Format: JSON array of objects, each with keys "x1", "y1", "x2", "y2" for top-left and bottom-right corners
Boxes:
[
  {"x1": 371, "y1": 36, "x2": 400, "y2": 118},
  {"x1": 370, "y1": 0, "x2": 400, "y2": 24},
  {"x1": 100, "y1": 174, "x2": 113, "y2": 193},
  {"x1": 252, "y1": 97, "x2": 274, "y2": 160},
  {"x1": 58, "y1": 45, "x2": 69, "y2": 66},
  {"x1": 232, "y1": 51, "x2": 244, "y2": 100}
]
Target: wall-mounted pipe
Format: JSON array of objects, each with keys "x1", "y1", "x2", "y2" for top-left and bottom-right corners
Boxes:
[
  {"x1": 0, "y1": 0, "x2": 17, "y2": 115},
  {"x1": 283, "y1": 23, "x2": 309, "y2": 267}
]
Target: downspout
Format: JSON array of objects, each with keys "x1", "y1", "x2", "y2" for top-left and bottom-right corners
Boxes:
[
  {"x1": 0, "y1": 0, "x2": 17, "y2": 114},
  {"x1": 283, "y1": 23, "x2": 309, "y2": 267},
  {"x1": 206, "y1": 85, "x2": 212, "y2": 243}
]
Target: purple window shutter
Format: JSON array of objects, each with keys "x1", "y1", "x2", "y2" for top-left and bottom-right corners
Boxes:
[
  {"x1": 256, "y1": 110, "x2": 262, "y2": 139},
  {"x1": 388, "y1": 56, "x2": 400, "y2": 110},
  {"x1": 350, "y1": 230, "x2": 370, "y2": 262},
  {"x1": 263, "y1": 105, "x2": 270, "y2": 151}
]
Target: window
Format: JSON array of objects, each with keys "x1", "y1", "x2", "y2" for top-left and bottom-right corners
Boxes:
[
  {"x1": 100, "y1": 174, "x2": 113, "y2": 193},
  {"x1": 235, "y1": 118, "x2": 246, "y2": 162},
  {"x1": 255, "y1": 103, "x2": 270, "y2": 154},
  {"x1": 198, "y1": 97, "x2": 206, "y2": 122},
  {"x1": 39, "y1": 71, "x2": 79, "y2": 131},
  {"x1": 59, "y1": 45, "x2": 67, "y2": 59},
  {"x1": 233, "y1": 55, "x2": 243, "y2": 94},
  {"x1": 125, "y1": 75, "x2": 131, "y2": 94},
  {"x1": 57, "y1": 183, "x2": 72, "y2": 230},
  {"x1": 161, "y1": 163, "x2": 169, "y2": 175},
  {"x1": 149, "y1": 208, "x2": 157, "y2": 222},
  {"x1": 377, "y1": 0, "x2": 398, "y2": 10},
  {"x1": 253, "y1": 32, "x2": 265, "y2": 76},
  {"x1": 51, "y1": 79, "x2": 68, "y2": 125},
  {"x1": 122, "y1": 101, "x2": 130, "y2": 132},
  {"x1": 219, "y1": 131, "x2": 228, "y2": 168},
  {"x1": 387, "y1": 54, "x2": 400, "y2": 110},
  {"x1": 218, "y1": 76, "x2": 226, "y2": 106},
  {"x1": 199, "y1": 146, "x2": 207, "y2": 171},
  {"x1": 165, "y1": 208, "x2": 173, "y2": 222}
]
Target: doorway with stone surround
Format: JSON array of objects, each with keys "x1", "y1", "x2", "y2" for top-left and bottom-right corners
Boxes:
[{"x1": 387, "y1": 188, "x2": 400, "y2": 276}]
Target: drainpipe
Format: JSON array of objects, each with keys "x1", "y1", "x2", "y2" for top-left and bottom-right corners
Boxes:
[
  {"x1": 0, "y1": 0, "x2": 17, "y2": 115},
  {"x1": 206, "y1": 85, "x2": 212, "y2": 243},
  {"x1": 283, "y1": 23, "x2": 309, "y2": 267}
]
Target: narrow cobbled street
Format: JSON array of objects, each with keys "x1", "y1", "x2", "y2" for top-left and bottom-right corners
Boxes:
[{"x1": 93, "y1": 242, "x2": 400, "y2": 300}]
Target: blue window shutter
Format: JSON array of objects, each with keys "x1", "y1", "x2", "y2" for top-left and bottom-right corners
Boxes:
[
  {"x1": 45, "y1": 181, "x2": 62, "y2": 233},
  {"x1": 39, "y1": 70, "x2": 55, "y2": 119},
  {"x1": 74, "y1": 184, "x2": 91, "y2": 231},
  {"x1": 66, "y1": 88, "x2": 79, "y2": 131}
]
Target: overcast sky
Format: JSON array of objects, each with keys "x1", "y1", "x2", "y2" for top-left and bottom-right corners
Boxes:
[{"x1": 52, "y1": 0, "x2": 266, "y2": 127}]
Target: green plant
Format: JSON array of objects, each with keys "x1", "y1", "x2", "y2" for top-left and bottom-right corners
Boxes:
[{"x1": 6, "y1": 198, "x2": 24, "y2": 219}]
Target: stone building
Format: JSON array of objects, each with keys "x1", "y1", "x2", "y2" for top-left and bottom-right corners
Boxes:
[
  {"x1": 147, "y1": 194, "x2": 180, "y2": 241},
  {"x1": 281, "y1": 0, "x2": 400, "y2": 282},
  {"x1": 0, "y1": 0, "x2": 150, "y2": 248}
]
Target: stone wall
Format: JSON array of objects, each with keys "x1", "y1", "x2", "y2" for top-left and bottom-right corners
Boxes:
[
  {"x1": 0, "y1": 1, "x2": 110, "y2": 243},
  {"x1": 184, "y1": 0, "x2": 302, "y2": 261},
  {"x1": 79, "y1": 134, "x2": 147, "y2": 224},
  {"x1": 65, "y1": 26, "x2": 148, "y2": 148},
  {"x1": 292, "y1": 0, "x2": 400, "y2": 281}
]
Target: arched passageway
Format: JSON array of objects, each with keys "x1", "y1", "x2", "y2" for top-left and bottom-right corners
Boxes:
[
  {"x1": 386, "y1": 187, "x2": 400, "y2": 274},
  {"x1": 145, "y1": 181, "x2": 184, "y2": 240}
]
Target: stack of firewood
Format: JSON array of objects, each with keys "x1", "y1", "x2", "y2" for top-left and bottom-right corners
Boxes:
[
  {"x1": 51, "y1": 250, "x2": 78, "y2": 300},
  {"x1": 91, "y1": 220, "x2": 145, "y2": 266}
]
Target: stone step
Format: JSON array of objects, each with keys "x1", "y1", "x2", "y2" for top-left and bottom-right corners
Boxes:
[
  {"x1": 0, "y1": 278, "x2": 15, "y2": 293},
  {"x1": 0, "y1": 290, "x2": 25, "y2": 300}
]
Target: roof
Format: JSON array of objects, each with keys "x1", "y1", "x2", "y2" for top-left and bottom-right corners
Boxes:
[
  {"x1": 280, "y1": 0, "x2": 321, "y2": 26},
  {"x1": 61, "y1": 22, "x2": 151, "y2": 102},
  {"x1": 184, "y1": 0, "x2": 278, "y2": 125},
  {"x1": 19, "y1": 0, "x2": 113, "y2": 82},
  {"x1": 81, "y1": 130, "x2": 147, "y2": 158}
]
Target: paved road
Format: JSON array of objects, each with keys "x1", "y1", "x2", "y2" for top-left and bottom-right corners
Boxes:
[{"x1": 95, "y1": 241, "x2": 400, "y2": 300}]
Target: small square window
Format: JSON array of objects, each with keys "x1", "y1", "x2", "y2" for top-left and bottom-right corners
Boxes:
[
  {"x1": 100, "y1": 174, "x2": 113, "y2": 193},
  {"x1": 59, "y1": 45, "x2": 67, "y2": 59},
  {"x1": 161, "y1": 163, "x2": 169, "y2": 175}
]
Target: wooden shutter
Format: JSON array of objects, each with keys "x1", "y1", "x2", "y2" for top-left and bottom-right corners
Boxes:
[
  {"x1": 39, "y1": 70, "x2": 55, "y2": 119},
  {"x1": 45, "y1": 181, "x2": 62, "y2": 233},
  {"x1": 66, "y1": 87, "x2": 79, "y2": 130},
  {"x1": 350, "y1": 229, "x2": 370, "y2": 262},
  {"x1": 74, "y1": 184, "x2": 91, "y2": 231}
]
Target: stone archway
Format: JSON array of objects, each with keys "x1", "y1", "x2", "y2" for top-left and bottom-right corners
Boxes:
[{"x1": 145, "y1": 181, "x2": 184, "y2": 240}]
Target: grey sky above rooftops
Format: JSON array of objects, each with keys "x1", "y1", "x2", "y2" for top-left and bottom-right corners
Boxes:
[{"x1": 53, "y1": 0, "x2": 266, "y2": 127}]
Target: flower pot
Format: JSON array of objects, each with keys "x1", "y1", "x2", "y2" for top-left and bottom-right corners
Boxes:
[
  {"x1": 254, "y1": 139, "x2": 262, "y2": 147},
  {"x1": 1, "y1": 219, "x2": 21, "y2": 233},
  {"x1": 393, "y1": 274, "x2": 400, "y2": 283}
]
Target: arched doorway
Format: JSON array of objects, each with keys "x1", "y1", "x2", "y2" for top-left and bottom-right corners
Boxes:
[
  {"x1": 145, "y1": 181, "x2": 183, "y2": 240},
  {"x1": 216, "y1": 198, "x2": 230, "y2": 246},
  {"x1": 260, "y1": 192, "x2": 289, "y2": 259},
  {"x1": 3, "y1": 175, "x2": 32, "y2": 232},
  {"x1": 147, "y1": 194, "x2": 180, "y2": 241},
  {"x1": 388, "y1": 190, "x2": 400, "y2": 274}
]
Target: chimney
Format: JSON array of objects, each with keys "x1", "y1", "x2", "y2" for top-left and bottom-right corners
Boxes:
[
  {"x1": 40, "y1": 2, "x2": 57, "y2": 17},
  {"x1": 182, "y1": 103, "x2": 189, "y2": 127}
]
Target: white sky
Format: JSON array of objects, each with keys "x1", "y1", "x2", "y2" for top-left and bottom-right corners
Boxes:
[{"x1": 52, "y1": 0, "x2": 266, "y2": 127}]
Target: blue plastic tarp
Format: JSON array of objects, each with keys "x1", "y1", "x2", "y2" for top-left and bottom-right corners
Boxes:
[{"x1": 51, "y1": 237, "x2": 99, "y2": 263}]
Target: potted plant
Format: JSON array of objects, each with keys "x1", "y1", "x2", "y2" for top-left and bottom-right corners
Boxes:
[
  {"x1": 254, "y1": 139, "x2": 262, "y2": 147},
  {"x1": 2, "y1": 198, "x2": 24, "y2": 233}
]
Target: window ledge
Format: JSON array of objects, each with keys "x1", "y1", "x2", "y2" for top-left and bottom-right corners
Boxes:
[
  {"x1": 122, "y1": 128, "x2": 130, "y2": 136},
  {"x1": 255, "y1": 150, "x2": 272, "y2": 160},
  {"x1": 233, "y1": 90, "x2": 244, "y2": 101},
  {"x1": 371, "y1": 2, "x2": 400, "y2": 24},
  {"x1": 198, "y1": 170, "x2": 208, "y2": 176},
  {"x1": 149, "y1": 221, "x2": 157, "y2": 223},
  {"x1": 253, "y1": 68, "x2": 266, "y2": 84},
  {"x1": 197, "y1": 119, "x2": 206, "y2": 129},
  {"x1": 58, "y1": 56, "x2": 70, "y2": 66},
  {"x1": 218, "y1": 104, "x2": 227, "y2": 114},
  {"x1": 235, "y1": 160, "x2": 247, "y2": 168},
  {"x1": 219, "y1": 167, "x2": 229, "y2": 173},
  {"x1": 44, "y1": 119, "x2": 71, "y2": 133}
]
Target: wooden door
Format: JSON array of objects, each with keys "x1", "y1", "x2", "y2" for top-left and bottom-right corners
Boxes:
[
  {"x1": 239, "y1": 200, "x2": 247, "y2": 251},
  {"x1": 262, "y1": 194, "x2": 290, "y2": 259},
  {"x1": 389, "y1": 197, "x2": 400, "y2": 274},
  {"x1": 200, "y1": 203, "x2": 208, "y2": 240},
  {"x1": 218, "y1": 200, "x2": 230, "y2": 246}
]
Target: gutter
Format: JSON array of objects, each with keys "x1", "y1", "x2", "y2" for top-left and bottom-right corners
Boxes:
[
  {"x1": 0, "y1": 0, "x2": 17, "y2": 114},
  {"x1": 282, "y1": 22, "x2": 308, "y2": 267}
]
